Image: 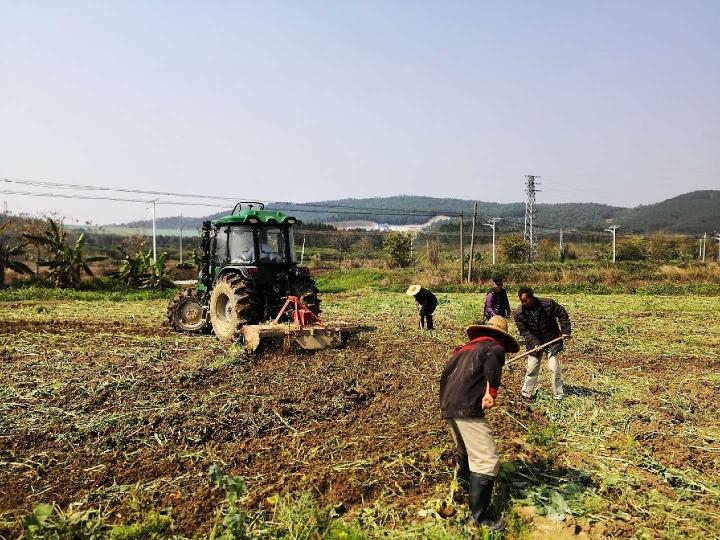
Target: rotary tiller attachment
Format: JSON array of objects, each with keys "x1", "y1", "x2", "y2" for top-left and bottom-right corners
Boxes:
[{"x1": 240, "y1": 296, "x2": 359, "y2": 354}]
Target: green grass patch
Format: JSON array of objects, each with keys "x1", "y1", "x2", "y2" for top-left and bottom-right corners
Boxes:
[
  {"x1": 0, "y1": 285, "x2": 176, "y2": 302},
  {"x1": 315, "y1": 268, "x2": 413, "y2": 293}
]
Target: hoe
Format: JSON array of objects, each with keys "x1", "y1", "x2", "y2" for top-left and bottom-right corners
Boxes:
[{"x1": 167, "y1": 202, "x2": 358, "y2": 351}]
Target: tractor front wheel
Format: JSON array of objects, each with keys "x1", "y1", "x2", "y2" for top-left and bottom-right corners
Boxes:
[
  {"x1": 167, "y1": 288, "x2": 209, "y2": 333},
  {"x1": 209, "y1": 274, "x2": 259, "y2": 342}
]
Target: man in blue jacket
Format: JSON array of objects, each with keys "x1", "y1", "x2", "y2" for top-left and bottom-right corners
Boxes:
[{"x1": 440, "y1": 316, "x2": 520, "y2": 531}]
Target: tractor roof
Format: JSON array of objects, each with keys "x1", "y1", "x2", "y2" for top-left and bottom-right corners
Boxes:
[{"x1": 213, "y1": 208, "x2": 298, "y2": 226}]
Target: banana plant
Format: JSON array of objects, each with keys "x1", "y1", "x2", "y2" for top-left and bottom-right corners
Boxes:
[
  {"x1": 23, "y1": 218, "x2": 106, "y2": 288},
  {"x1": 138, "y1": 249, "x2": 171, "y2": 289},
  {"x1": 112, "y1": 245, "x2": 146, "y2": 287},
  {"x1": 0, "y1": 221, "x2": 33, "y2": 286},
  {"x1": 112, "y1": 244, "x2": 171, "y2": 289}
]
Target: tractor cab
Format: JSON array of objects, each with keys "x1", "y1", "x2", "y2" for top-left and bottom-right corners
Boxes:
[{"x1": 198, "y1": 203, "x2": 302, "y2": 292}]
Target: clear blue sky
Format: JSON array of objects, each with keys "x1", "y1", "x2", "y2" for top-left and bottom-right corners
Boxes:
[{"x1": 1, "y1": 1, "x2": 718, "y2": 224}]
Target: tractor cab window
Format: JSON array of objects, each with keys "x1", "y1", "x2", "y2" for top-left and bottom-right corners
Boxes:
[
  {"x1": 229, "y1": 227, "x2": 255, "y2": 263},
  {"x1": 258, "y1": 227, "x2": 286, "y2": 263},
  {"x1": 214, "y1": 227, "x2": 229, "y2": 263}
]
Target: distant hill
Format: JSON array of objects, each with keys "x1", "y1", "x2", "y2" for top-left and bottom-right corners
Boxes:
[
  {"x1": 116, "y1": 196, "x2": 627, "y2": 231},
  {"x1": 112, "y1": 191, "x2": 719, "y2": 234},
  {"x1": 617, "y1": 190, "x2": 720, "y2": 233}
]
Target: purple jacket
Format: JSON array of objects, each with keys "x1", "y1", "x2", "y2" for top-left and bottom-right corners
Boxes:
[{"x1": 484, "y1": 288, "x2": 511, "y2": 319}]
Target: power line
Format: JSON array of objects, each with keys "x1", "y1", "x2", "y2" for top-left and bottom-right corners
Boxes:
[
  {"x1": 1, "y1": 177, "x2": 261, "y2": 203},
  {"x1": 1, "y1": 177, "x2": 471, "y2": 216},
  {"x1": 0, "y1": 188, "x2": 230, "y2": 208},
  {"x1": 0, "y1": 188, "x2": 459, "y2": 218}
]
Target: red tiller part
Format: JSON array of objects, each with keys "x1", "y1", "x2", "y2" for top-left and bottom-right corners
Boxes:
[{"x1": 272, "y1": 295, "x2": 324, "y2": 326}]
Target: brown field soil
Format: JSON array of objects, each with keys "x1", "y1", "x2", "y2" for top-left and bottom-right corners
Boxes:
[{"x1": 1, "y1": 293, "x2": 719, "y2": 538}]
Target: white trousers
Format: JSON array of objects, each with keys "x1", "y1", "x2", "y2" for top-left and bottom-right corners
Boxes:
[
  {"x1": 447, "y1": 417, "x2": 500, "y2": 477},
  {"x1": 521, "y1": 353, "x2": 564, "y2": 399}
]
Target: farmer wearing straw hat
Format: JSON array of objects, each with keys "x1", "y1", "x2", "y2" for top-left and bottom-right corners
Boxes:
[
  {"x1": 440, "y1": 316, "x2": 520, "y2": 531},
  {"x1": 406, "y1": 284, "x2": 437, "y2": 331}
]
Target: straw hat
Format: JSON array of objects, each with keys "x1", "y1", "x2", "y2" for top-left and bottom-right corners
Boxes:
[
  {"x1": 465, "y1": 316, "x2": 520, "y2": 353},
  {"x1": 405, "y1": 284, "x2": 422, "y2": 296}
]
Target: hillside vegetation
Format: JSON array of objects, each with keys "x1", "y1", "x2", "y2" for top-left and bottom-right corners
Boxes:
[
  {"x1": 616, "y1": 190, "x2": 720, "y2": 233},
  {"x1": 112, "y1": 190, "x2": 719, "y2": 234}
]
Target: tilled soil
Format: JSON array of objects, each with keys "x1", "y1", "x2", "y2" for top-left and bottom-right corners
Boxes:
[
  {"x1": 1, "y1": 296, "x2": 719, "y2": 538},
  {"x1": 0, "y1": 303, "x2": 548, "y2": 536}
]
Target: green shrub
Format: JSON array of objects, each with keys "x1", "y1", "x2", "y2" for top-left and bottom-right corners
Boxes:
[
  {"x1": 383, "y1": 231, "x2": 412, "y2": 268},
  {"x1": 498, "y1": 234, "x2": 529, "y2": 263}
]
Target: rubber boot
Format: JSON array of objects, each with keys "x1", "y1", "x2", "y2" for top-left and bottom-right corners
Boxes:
[
  {"x1": 469, "y1": 472, "x2": 505, "y2": 531},
  {"x1": 456, "y1": 453, "x2": 471, "y2": 494}
]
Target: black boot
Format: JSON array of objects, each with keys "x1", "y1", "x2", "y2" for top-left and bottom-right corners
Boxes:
[
  {"x1": 469, "y1": 472, "x2": 505, "y2": 531},
  {"x1": 456, "y1": 453, "x2": 470, "y2": 494}
]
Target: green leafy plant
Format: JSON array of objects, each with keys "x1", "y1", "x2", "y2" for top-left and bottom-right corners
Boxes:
[
  {"x1": 108, "y1": 510, "x2": 173, "y2": 540},
  {"x1": 383, "y1": 231, "x2": 412, "y2": 268},
  {"x1": 0, "y1": 221, "x2": 33, "y2": 286},
  {"x1": 112, "y1": 245, "x2": 146, "y2": 287},
  {"x1": 498, "y1": 234, "x2": 530, "y2": 263},
  {"x1": 22, "y1": 218, "x2": 106, "y2": 288},
  {"x1": 112, "y1": 244, "x2": 171, "y2": 289},
  {"x1": 23, "y1": 503, "x2": 108, "y2": 539},
  {"x1": 208, "y1": 464, "x2": 254, "y2": 540}
]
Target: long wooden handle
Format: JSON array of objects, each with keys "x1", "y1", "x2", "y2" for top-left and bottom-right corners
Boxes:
[{"x1": 506, "y1": 336, "x2": 565, "y2": 366}]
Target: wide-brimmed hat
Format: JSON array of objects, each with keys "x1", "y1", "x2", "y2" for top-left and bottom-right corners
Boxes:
[
  {"x1": 405, "y1": 284, "x2": 422, "y2": 296},
  {"x1": 465, "y1": 316, "x2": 520, "y2": 353}
]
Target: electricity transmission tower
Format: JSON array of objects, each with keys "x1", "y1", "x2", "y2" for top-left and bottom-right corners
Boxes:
[{"x1": 524, "y1": 175, "x2": 540, "y2": 261}]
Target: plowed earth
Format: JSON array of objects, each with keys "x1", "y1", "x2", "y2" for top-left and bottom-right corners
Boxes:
[{"x1": 1, "y1": 293, "x2": 719, "y2": 538}]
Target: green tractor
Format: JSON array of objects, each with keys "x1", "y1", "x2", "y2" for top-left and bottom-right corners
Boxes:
[{"x1": 167, "y1": 203, "x2": 320, "y2": 342}]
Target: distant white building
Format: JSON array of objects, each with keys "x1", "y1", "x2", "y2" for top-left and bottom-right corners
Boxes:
[{"x1": 333, "y1": 215, "x2": 453, "y2": 232}]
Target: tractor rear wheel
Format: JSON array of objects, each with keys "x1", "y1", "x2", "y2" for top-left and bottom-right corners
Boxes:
[
  {"x1": 167, "y1": 288, "x2": 209, "y2": 333},
  {"x1": 291, "y1": 274, "x2": 321, "y2": 315},
  {"x1": 209, "y1": 274, "x2": 260, "y2": 342}
]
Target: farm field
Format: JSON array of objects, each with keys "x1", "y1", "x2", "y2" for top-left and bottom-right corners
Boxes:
[{"x1": 1, "y1": 291, "x2": 719, "y2": 538}]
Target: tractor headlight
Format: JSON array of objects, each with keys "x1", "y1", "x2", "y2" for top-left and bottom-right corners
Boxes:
[{"x1": 248, "y1": 217, "x2": 259, "y2": 223}]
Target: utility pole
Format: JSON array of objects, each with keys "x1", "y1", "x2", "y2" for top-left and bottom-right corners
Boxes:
[
  {"x1": 459, "y1": 212, "x2": 464, "y2": 283},
  {"x1": 483, "y1": 217, "x2": 500, "y2": 265},
  {"x1": 524, "y1": 175, "x2": 540, "y2": 261},
  {"x1": 2, "y1": 200, "x2": 7, "y2": 214},
  {"x1": 410, "y1": 232, "x2": 415, "y2": 266},
  {"x1": 605, "y1": 225, "x2": 619, "y2": 263},
  {"x1": 150, "y1": 201, "x2": 157, "y2": 263},
  {"x1": 179, "y1": 213, "x2": 183, "y2": 265},
  {"x1": 702, "y1": 232, "x2": 707, "y2": 262},
  {"x1": 715, "y1": 234, "x2": 720, "y2": 263},
  {"x1": 300, "y1": 235, "x2": 306, "y2": 265},
  {"x1": 559, "y1": 228, "x2": 564, "y2": 260},
  {"x1": 467, "y1": 203, "x2": 478, "y2": 282}
]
